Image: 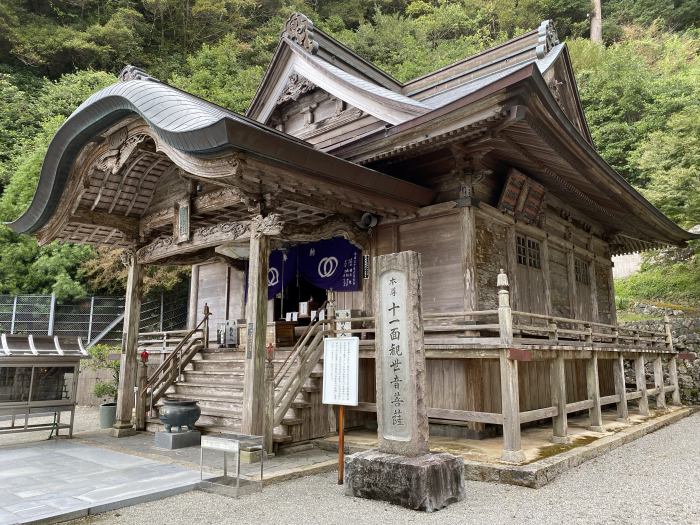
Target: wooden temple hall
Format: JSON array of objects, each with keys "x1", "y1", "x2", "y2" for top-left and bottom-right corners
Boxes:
[{"x1": 9, "y1": 13, "x2": 697, "y2": 461}]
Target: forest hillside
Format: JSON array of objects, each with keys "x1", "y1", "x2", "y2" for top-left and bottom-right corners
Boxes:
[{"x1": 0, "y1": 1, "x2": 698, "y2": 307}]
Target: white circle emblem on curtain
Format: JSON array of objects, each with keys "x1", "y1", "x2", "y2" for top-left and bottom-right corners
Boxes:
[
  {"x1": 318, "y1": 257, "x2": 339, "y2": 278},
  {"x1": 268, "y1": 268, "x2": 280, "y2": 286}
]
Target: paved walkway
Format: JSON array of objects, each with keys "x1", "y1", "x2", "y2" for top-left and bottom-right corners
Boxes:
[
  {"x1": 71, "y1": 411, "x2": 700, "y2": 525},
  {"x1": 0, "y1": 441, "x2": 201, "y2": 525}
]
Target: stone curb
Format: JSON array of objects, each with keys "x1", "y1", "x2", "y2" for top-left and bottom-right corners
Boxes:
[{"x1": 463, "y1": 407, "x2": 697, "y2": 488}]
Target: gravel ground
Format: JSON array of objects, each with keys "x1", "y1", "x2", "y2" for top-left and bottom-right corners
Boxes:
[
  {"x1": 0, "y1": 406, "x2": 99, "y2": 447},
  {"x1": 72, "y1": 411, "x2": 700, "y2": 525}
]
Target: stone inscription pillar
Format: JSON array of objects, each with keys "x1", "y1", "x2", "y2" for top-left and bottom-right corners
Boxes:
[
  {"x1": 374, "y1": 250, "x2": 429, "y2": 456},
  {"x1": 344, "y1": 251, "x2": 464, "y2": 512}
]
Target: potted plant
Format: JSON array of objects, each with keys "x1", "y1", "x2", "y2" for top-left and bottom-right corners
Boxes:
[{"x1": 87, "y1": 344, "x2": 120, "y2": 429}]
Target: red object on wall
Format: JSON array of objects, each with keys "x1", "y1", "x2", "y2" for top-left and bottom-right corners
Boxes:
[{"x1": 140, "y1": 350, "x2": 149, "y2": 363}]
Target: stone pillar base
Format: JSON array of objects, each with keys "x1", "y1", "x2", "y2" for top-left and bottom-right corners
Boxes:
[
  {"x1": 109, "y1": 424, "x2": 137, "y2": 438},
  {"x1": 154, "y1": 430, "x2": 201, "y2": 449},
  {"x1": 344, "y1": 450, "x2": 465, "y2": 512}
]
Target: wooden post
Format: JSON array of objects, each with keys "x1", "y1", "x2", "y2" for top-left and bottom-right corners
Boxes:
[
  {"x1": 505, "y1": 225, "x2": 519, "y2": 310},
  {"x1": 135, "y1": 360, "x2": 148, "y2": 431},
  {"x1": 112, "y1": 248, "x2": 143, "y2": 437},
  {"x1": 565, "y1": 234, "x2": 578, "y2": 318},
  {"x1": 588, "y1": 257, "x2": 599, "y2": 323},
  {"x1": 550, "y1": 351, "x2": 569, "y2": 443},
  {"x1": 634, "y1": 356, "x2": 649, "y2": 416},
  {"x1": 654, "y1": 355, "x2": 666, "y2": 410},
  {"x1": 497, "y1": 270, "x2": 523, "y2": 462},
  {"x1": 460, "y1": 204, "x2": 478, "y2": 312},
  {"x1": 668, "y1": 357, "x2": 681, "y2": 406},
  {"x1": 187, "y1": 264, "x2": 200, "y2": 330},
  {"x1": 264, "y1": 359, "x2": 275, "y2": 454},
  {"x1": 586, "y1": 353, "x2": 604, "y2": 432},
  {"x1": 540, "y1": 237, "x2": 553, "y2": 316},
  {"x1": 613, "y1": 353, "x2": 629, "y2": 422},
  {"x1": 242, "y1": 214, "x2": 282, "y2": 436},
  {"x1": 338, "y1": 405, "x2": 345, "y2": 485}
]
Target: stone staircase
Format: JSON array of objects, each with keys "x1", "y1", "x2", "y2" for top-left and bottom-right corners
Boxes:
[{"x1": 145, "y1": 346, "x2": 328, "y2": 449}]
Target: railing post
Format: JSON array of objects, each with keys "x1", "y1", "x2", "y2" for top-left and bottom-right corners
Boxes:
[
  {"x1": 497, "y1": 270, "x2": 523, "y2": 463},
  {"x1": 613, "y1": 353, "x2": 629, "y2": 422},
  {"x1": 87, "y1": 296, "x2": 95, "y2": 344},
  {"x1": 159, "y1": 291, "x2": 164, "y2": 332},
  {"x1": 654, "y1": 355, "x2": 666, "y2": 410},
  {"x1": 10, "y1": 295, "x2": 17, "y2": 334},
  {"x1": 135, "y1": 360, "x2": 148, "y2": 431},
  {"x1": 265, "y1": 358, "x2": 275, "y2": 455},
  {"x1": 635, "y1": 355, "x2": 650, "y2": 416},
  {"x1": 586, "y1": 350, "x2": 604, "y2": 432},
  {"x1": 203, "y1": 303, "x2": 210, "y2": 349},
  {"x1": 663, "y1": 315, "x2": 674, "y2": 351},
  {"x1": 48, "y1": 293, "x2": 56, "y2": 336}
]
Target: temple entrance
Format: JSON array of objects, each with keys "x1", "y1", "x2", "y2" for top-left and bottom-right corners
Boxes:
[{"x1": 273, "y1": 278, "x2": 326, "y2": 324}]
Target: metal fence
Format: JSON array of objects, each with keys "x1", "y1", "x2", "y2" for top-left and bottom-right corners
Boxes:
[{"x1": 0, "y1": 289, "x2": 188, "y2": 346}]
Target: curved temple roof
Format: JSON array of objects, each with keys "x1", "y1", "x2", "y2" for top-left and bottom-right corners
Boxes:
[{"x1": 8, "y1": 71, "x2": 434, "y2": 236}]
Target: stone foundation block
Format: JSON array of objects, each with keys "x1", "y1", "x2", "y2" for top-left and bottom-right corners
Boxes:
[
  {"x1": 344, "y1": 449, "x2": 465, "y2": 512},
  {"x1": 154, "y1": 430, "x2": 201, "y2": 449}
]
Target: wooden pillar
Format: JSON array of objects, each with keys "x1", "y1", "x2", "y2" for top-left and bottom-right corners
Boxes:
[
  {"x1": 187, "y1": 264, "x2": 200, "y2": 330},
  {"x1": 588, "y1": 257, "x2": 599, "y2": 323},
  {"x1": 654, "y1": 355, "x2": 666, "y2": 410},
  {"x1": 112, "y1": 249, "x2": 143, "y2": 437},
  {"x1": 540, "y1": 236, "x2": 553, "y2": 316},
  {"x1": 242, "y1": 214, "x2": 282, "y2": 436},
  {"x1": 550, "y1": 351, "x2": 568, "y2": 443},
  {"x1": 566, "y1": 238, "x2": 578, "y2": 318},
  {"x1": 668, "y1": 357, "x2": 681, "y2": 406},
  {"x1": 497, "y1": 270, "x2": 523, "y2": 462},
  {"x1": 460, "y1": 204, "x2": 478, "y2": 312},
  {"x1": 634, "y1": 355, "x2": 649, "y2": 416},
  {"x1": 613, "y1": 354, "x2": 629, "y2": 422},
  {"x1": 586, "y1": 353, "x2": 604, "y2": 432},
  {"x1": 505, "y1": 224, "x2": 518, "y2": 310},
  {"x1": 607, "y1": 263, "x2": 618, "y2": 325}
]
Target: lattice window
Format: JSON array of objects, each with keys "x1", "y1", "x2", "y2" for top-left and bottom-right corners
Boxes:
[
  {"x1": 516, "y1": 235, "x2": 541, "y2": 269},
  {"x1": 575, "y1": 257, "x2": 590, "y2": 284}
]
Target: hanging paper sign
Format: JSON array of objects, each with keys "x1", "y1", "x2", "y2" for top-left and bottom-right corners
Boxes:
[
  {"x1": 299, "y1": 238, "x2": 360, "y2": 291},
  {"x1": 267, "y1": 247, "x2": 298, "y2": 300}
]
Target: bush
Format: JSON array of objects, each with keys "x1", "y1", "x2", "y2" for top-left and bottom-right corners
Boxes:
[{"x1": 86, "y1": 344, "x2": 120, "y2": 402}]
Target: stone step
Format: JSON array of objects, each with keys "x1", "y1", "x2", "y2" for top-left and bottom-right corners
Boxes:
[
  {"x1": 163, "y1": 392, "x2": 243, "y2": 413},
  {"x1": 147, "y1": 418, "x2": 292, "y2": 445}
]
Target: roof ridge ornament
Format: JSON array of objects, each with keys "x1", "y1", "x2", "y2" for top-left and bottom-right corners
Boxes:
[
  {"x1": 119, "y1": 65, "x2": 159, "y2": 83},
  {"x1": 282, "y1": 12, "x2": 319, "y2": 54},
  {"x1": 536, "y1": 20, "x2": 560, "y2": 59}
]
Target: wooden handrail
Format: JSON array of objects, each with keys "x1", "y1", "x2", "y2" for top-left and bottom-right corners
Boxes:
[
  {"x1": 273, "y1": 300, "x2": 328, "y2": 387},
  {"x1": 141, "y1": 307, "x2": 210, "y2": 400}
]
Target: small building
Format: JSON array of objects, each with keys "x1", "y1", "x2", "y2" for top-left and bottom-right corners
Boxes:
[{"x1": 8, "y1": 14, "x2": 696, "y2": 459}]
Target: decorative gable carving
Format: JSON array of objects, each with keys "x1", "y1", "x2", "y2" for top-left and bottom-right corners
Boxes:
[
  {"x1": 282, "y1": 13, "x2": 318, "y2": 54},
  {"x1": 276, "y1": 74, "x2": 317, "y2": 106}
]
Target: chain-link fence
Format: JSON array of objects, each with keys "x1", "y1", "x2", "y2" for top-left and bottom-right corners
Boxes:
[{"x1": 0, "y1": 288, "x2": 188, "y2": 346}]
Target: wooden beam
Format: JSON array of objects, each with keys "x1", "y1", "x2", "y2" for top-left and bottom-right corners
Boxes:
[
  {"x1": 460, "y1": 204, "x2": 478, "y2": 312},
  {"x1": 137, "y1": 220, "x2": 251, "y2": 264},
  {"x1": 589, "y1": 256, "x2": 599, "y2": 322},
  {"x1": 540, "y1": 236, "x2": 553, "y2": 316},
  {"x1": 72, "y1": 210, "x2": 139, "y2": 240}
]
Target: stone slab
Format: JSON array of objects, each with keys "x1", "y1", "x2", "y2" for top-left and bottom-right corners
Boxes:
[
  {"x1": 344, "y1": 449, "x2": 465, "y2": 512},
  {"x1": 462, "y1": 407, "x2": 697, "y2": 488},
  {"x1": 154, "y1": 430, "x2": 201, "y2": 450}
]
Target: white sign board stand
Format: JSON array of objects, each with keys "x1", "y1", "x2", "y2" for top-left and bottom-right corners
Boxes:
[{"x1": 322, "y1": 337, "x2": 359, "y2": 484}]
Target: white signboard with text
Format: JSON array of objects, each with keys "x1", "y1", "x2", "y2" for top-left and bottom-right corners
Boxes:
[{"x1": 322, "y1": 337, "x2": 359, "y2": 406}]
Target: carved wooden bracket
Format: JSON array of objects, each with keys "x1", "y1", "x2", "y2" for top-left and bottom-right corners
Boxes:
[
  {"x1": 137, "y1": 220, "x2": 250, "y2": 264},
  {"x1": 250, "y1": 214, "x2": 284, "y2": 238}
]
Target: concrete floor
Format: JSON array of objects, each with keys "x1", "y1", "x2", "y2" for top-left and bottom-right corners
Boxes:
[
  {"x1": 0, "y1": 440, "x2": 202, "y2": 525},
  {"x1": 319, "y1": 406, "x2": 683, "y2": 464}
]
